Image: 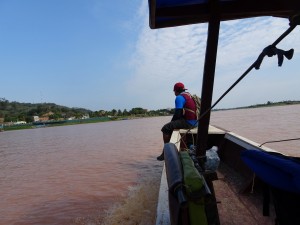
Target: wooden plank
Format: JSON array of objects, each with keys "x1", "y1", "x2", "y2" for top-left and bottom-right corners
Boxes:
[
  {"x1": 179, "y1": 125, "x2": 226, "y2": 135},
  {"x1": 170, "y1": 130, "x2": 181, "y2": 149},
  {"x1": 155, "y1": 164, "x2": 170, "y2": 225},
  {"x1": 214, "y1": 163, "x2": 275, "y2": 225},
  {"x1": 156, "y1": 130, "x2": 181, "y2": 225}
]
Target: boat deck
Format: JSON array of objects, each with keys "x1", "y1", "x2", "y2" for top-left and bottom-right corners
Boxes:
[{"x1": 214, "y1": 163, "x2": 275, "y2": 225}]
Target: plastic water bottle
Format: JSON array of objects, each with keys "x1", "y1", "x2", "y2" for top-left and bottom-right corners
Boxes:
[{"x1": 205, "y1": 146, "x2": 220, "y2": 171}]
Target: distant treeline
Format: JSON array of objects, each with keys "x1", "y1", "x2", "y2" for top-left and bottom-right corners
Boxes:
[
  {"x1": 0, "y1": 98, "x2": 173, "y2": 123},
  {"x1": 214, "y1": 100, "x2": 300, "y2": 111},
  {"x1": 1, "y1": 98, "x2": 299, "y2": 123}
]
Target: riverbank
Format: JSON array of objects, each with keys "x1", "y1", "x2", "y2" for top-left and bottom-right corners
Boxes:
[
  {"x1": 1, "y1": 117, "x2": 113, "y2": 131},
  {"x1": 1, "y1": 115, "x2": 161, "y2": 132},
  {"x1": 2, "y1": 101, "x2": 299, "y2": 132},
  {"x1": 215, "y1": 100, "x2": 300, "y2": 111}
]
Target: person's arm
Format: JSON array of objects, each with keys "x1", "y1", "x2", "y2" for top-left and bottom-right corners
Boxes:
[
  {"x1": 171, "y1": 95, "x2": 186, "y2": 121},
  {"x1": 171, "y1": 108, "x2": 183, "y2": 121}
]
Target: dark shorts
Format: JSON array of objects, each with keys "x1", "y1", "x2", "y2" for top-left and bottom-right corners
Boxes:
[{"x1": 161, "y1": 119, "x2": 194, "y2": 135}]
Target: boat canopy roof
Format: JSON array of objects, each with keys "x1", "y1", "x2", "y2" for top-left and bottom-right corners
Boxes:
[{"x1": 149, "y1": 0, "x2": 300, "y2": 29}]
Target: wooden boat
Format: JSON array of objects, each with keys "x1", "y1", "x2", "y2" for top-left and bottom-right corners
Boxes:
[{"x1": 148, "y1": 1, "x2": 300, "y2": 224}]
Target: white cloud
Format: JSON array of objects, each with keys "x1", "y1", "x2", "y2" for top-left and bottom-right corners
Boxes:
[{"x1": 125, "y1": 3, "x2": 300, "y2": 110}]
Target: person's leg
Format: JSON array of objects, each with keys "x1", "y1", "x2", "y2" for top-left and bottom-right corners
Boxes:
[
  {"x1": 163, "y1": 133, "x2": 171, "y2": 143},
  {"x1": 157, "y1": 132, "x2": 172, "y2": 161},
  {"x1": 157, "y1": 121, "x2": 174, "y2": 161},
  {"x1": 157, "y1": 119, "x2": 189, "y2": 161},
  {"x1": 156, "y1": 153, "x2": 164, "y2": 161},
  {"x1": 156, "y1": 133, "x2": 170, "y2": 161}
]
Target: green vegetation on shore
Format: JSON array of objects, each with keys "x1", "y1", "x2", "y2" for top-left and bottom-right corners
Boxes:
[
  {"x1": 0, "y1": 98, "x2": 174, "y2": 131},
  {"x1": 1, "y1": 98, "x2": 299, "y2": 131},
  {"x1": 0, "y1": 98, "x2": 174, "y2": 122}
]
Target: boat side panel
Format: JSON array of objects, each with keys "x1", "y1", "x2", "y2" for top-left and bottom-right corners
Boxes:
[
  {"x1": 155, "y1": 164, "x2": 170, "y2": 225},
  {"x1": 218, "y1": 132, "x2": 282, "y2": 177},
  {"x1": 218, "y1": 136, "x2": 254, "y2": 178}
]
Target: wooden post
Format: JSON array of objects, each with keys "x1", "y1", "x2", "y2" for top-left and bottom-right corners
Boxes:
[{"x1": 196, "y1": 0, "x2": 220, "y2": 158}]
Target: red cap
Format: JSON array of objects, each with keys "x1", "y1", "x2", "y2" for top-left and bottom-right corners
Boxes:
[{"x1": 173, "y1": 82, "x2": 187, "y2": 91}]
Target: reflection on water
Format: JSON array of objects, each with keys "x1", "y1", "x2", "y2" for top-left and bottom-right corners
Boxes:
[{"x1": 0, "y1": 105, "x2": 299, "y2": 224}]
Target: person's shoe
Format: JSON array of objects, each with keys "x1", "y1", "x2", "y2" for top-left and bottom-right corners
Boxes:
[{"x1": 157, "y1": 152, "x2": 164, "y2": 161}]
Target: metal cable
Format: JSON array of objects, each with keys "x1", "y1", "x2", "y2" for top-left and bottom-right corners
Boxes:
[
  {"x1": 259, "y1": 138, "x2": 300, "y2": 147},
  {"x1": 177, "y1": 19, "x2": 298, "y2": 146}
]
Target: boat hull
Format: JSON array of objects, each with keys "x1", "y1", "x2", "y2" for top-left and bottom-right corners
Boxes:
[{"x1": 156, "y1": 125, "x2": 300, "y2": 225}]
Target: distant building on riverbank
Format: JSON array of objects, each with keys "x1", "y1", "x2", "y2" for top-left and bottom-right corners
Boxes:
[
  {"x1": 33, "y1": 112, "x2": 55, "y2": 122},
  {"x1": 14, "y1": 121, "x2": 27, "y2": 125}
]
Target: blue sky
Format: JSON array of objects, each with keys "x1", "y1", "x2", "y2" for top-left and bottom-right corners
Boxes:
[{"x1": 1, "y1": 1, "x2": 300, "y2": 111}]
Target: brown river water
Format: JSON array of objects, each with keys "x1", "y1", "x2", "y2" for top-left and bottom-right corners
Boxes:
[{"x1": 0, "y1": 104, "x2": 299, "y2": 225}]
